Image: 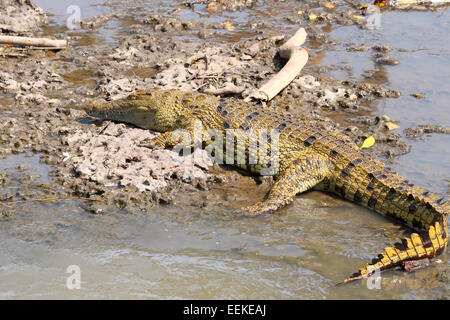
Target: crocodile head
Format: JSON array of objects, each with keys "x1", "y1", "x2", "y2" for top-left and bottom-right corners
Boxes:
[{"x1": 84, "y1": 89, "x2": 189, "y2": 132}]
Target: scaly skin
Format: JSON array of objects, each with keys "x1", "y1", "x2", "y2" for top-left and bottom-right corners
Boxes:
[{"x1": 85, "y1": 89, "x2": 449, "y2": 283}]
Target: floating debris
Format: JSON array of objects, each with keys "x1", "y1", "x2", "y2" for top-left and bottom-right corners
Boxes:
[
  {"x1": 223, "y1": 21, "x2": 234, "y2": 31},
  {"x1": 384, "y1": 121, "x2": 400, "y2": 131},
  {"x1": 374, "y1": 0, "x2": 450, "y2": 8},
  {"x1": 411, "y1": 93, "x2": 425, "y2": 99}
]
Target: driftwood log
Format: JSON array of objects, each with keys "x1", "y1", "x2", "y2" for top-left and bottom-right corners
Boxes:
[
  {"x1": 0, "y1": 35, "x2": 67, "y2": 48},
  {"x1": 244, "y1": 28, "x2": 308, "y2": 102}
]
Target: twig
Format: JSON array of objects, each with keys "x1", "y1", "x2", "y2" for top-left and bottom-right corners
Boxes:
[
  {"x1": 0, "y1": 53, "x2": 27, "y2": 58},
  {"x1": 0, "y1": 196, "x2": 101, "y2": 207},
  {"x1": 27, "y1": 46, "x2": 66, "y2": 50},
  {"x1": 0, "y1": 35, "x2": 67, "y2": 48}
]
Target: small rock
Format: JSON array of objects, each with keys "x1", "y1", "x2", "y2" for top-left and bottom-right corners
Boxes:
[
  {"x1": 246, "y1": 43, "x2": 260, "y2": 57},
  {"x1": 240, "y1": 54, "x2": 252, "y2": 61},
  {"x1": 295, "y1": 75, "x2": 320, "y2": 90},
  {"x1": 376, "y1": 57, "x2": 400, "y2": 66},
  {"x1": 372, "y1": 45, "x2": 391, "y2": 54}
]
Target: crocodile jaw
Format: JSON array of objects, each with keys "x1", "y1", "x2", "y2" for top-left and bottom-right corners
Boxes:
[{"x1": 84, "y1": 99, "x2": 158, "y2": 130}]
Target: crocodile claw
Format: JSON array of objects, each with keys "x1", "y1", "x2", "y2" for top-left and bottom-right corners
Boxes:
[
  {"x1": 139, "y1": 140, "x2": 165, "y2": 150},
  {"x1": 236, "y1": 203, "x2": 278, "y2": 217}
]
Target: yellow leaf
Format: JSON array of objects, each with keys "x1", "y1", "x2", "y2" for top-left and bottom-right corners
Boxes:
[
  {"x1": 172, "y1": 7, "x2": 181, "y2": 14},
  {"x1": 352, "y1": 45, "x2": 366, "y2": 51},
  {"x1": 223, "y1": 21, "x2": 234, "y2": 31},
  {"x1": 411, "y1": 93, "x2": 424, "y2": 99},
  {"x1": 324, "y1": 3, "x2": 334, "y2": 9},
  {"x1": 385, "y1": 121, "x2": 400, "y2": 131},
  {"x1": 296, "y1": 10, "x2": 303, "y2": 15},
  {"x1": 309, "y1": 13, "x2": 317, "y2": 21},
  {"x1": 374, "y1": 0, "x2": 386, "y2": 6},
  {"x1": 361, "y1": 136, "x2": 375, "y2": 149},
  {"x1": 353, "y1": 15, "x2": 364, "y2": 20}
]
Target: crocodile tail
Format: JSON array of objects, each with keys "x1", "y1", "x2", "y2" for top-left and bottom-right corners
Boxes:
[
  {"x1": 326, "y1": 154, "x2": 449, "y2": 284},
  {"x1": 341, "y1": 216, "x2": 448, "y2": 284}
]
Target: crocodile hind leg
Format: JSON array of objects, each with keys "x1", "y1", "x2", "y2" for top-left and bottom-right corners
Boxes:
[
  {"x1": 340, "y1": 217, "x2": 448, "y2": 284},
  {"x1": 240, "y1": 153, "x2": 333, "y2": 216}
]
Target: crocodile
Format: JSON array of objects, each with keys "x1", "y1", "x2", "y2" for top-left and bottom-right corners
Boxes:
[{"x1": 85, "y1": 88, "x2": 448, "y2": 284}]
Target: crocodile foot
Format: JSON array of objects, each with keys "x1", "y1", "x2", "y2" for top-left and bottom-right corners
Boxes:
[{"x1": 236, "y1": 202, "x2": 280, "y2": 216}]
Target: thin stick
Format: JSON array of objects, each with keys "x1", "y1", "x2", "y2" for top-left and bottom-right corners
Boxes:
[
  {"x1": 0, "y1": 35, "x2": 67, "y2": 48},
  {"x1": 0, "y1": 53, "x2": 27, "y2": 58},
  {"x1": 0, "y1": 196, "x2": 101, "y2": 207}
]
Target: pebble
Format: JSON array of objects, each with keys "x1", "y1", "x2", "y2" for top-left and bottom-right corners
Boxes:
[{"x1": 376, "y1": 57, "x2": 400, "y2": 66}]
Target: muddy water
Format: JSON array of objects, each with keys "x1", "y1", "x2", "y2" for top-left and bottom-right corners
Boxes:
[
  {"x1": 320, "y1": 9, "x2": 450, "y2": 193},
  {"x1": 0, "y1": 1, "x2": 448, "y2": 299}
]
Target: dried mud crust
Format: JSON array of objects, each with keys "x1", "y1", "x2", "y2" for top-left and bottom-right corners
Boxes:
[
  {"x1": 404, "y1": 124, "x2": 450, "y2": 140},
  {"x1": 0, "y1": 0, "x2": 47, "y2": 35},
  {"x1": 183, "y1": 0, "x2": 259, "y2": 11},
  {"x1": 0, "y1": 1, "x2": 443, "y2": 213}
]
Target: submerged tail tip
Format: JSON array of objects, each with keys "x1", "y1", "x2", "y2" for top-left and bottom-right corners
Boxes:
[{"x1": 336, "y1": 272, "x2": 367, "y2": 286}]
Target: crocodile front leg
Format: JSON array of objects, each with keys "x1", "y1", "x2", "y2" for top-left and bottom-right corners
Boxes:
[
  {"x1": 240, "y1": 153, "x2": 333, "y2": 216},
  {"x1": 140, "y1": 118, "x2": 200, "y2": 150},
  {"x1": 140, "y1": 131, "x2": 183, "y2": 150}
]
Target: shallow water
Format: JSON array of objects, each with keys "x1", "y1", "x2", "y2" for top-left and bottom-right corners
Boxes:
[
  {"x1": 0, "y1": 0, "x2": 448, "y2": 299},
  {"x1": 321, "y1": 9, "x2": 450, "y2": 193}
]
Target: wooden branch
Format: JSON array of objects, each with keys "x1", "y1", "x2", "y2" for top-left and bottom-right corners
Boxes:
[
  {"x1": 0, "y1": 35, "x2": 67, "y2": 48},
  {"x1": 244, "y1": 28, "x2": 308, "y2": 102},
  {"x1": 0, "y1": 53, "x2": 28, "y2": 58}
]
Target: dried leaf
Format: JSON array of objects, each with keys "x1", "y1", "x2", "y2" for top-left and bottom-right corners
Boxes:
[
  {"x1": 324, "y1": 3, "x2": 334, "y2": 8},
  {"x1": 309, "y1": 13, "x2": 318, "y2": 21},
  {"x1": 223, "y1": 21, "x2": 234, "y2": 31},
  {"x1": 352, "y1": 45, "x2": 366, "y2": 51},
  {"x1": 385, "y1": 121, "x2": 400, "y2": 131},
  {"x1": 172, "y1": 7, "x2": 181, "y2": 14},
  {"x1": 205, "y1": 5, "x2": 216, "y2": 12},
  {"x1": 411, "y1": 93, "x2": 425, "y2": 99},
  {"x1": 374, "y1": 0, "x2": 387, "y2": 7},
  {"x1": 361, "y1": 136, "x2": 375, "y2": 149}
]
